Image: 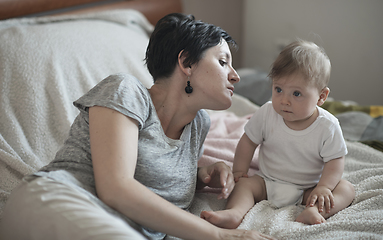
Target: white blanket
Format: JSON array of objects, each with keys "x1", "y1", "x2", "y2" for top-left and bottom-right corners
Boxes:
[{"x1": 192, "y1": 112, "x2": 383, "y2": 239}]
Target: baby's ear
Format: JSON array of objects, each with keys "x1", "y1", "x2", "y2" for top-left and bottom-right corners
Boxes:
[{"x1": 317, "y1": 87, "x2": 330, "y2": 106}]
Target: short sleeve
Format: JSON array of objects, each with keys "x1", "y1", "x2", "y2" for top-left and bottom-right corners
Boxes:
[
  {"x1": 244, "y1": 101, "x2": 272, "y2": 145},
  {"x1": 320, "y1": 121, "x2": 348, "y2": 162},
  {"x1": 74, "y1": 73, "x2": 151, "y2": 130}
]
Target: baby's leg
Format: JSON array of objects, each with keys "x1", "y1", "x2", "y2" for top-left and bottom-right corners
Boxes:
[
  {"x1": 201, "y1": 175, "x2": 267, "y2": 229},
  {"x1": 296, "y1": 179, "x2": 355, "y2": 225}
]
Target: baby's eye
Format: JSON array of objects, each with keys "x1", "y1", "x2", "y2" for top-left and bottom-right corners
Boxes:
[
  {"x1": 293, "y1": 91, "x2": 301, "y2": 97},
  {"x1": 275, "y1": 87, "x2": 282, "y2": 93}
]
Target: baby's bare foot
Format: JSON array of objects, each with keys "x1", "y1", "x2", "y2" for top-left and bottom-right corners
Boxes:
[
  {"x1": 295, "y1": 206, "x2": 326, "y2": 225},
  {"x1": 200, "y1": 209, "x2": 243, "y2": 229}
]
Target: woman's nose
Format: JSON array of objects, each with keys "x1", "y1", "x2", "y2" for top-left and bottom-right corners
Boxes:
[{"x1": 229, "y1": 67, "x2": 240, "y2": 83}]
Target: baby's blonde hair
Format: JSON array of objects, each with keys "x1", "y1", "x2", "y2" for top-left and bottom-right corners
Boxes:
[{"x1": 269, "y1": 39, "x2": 331, "y2": 90}]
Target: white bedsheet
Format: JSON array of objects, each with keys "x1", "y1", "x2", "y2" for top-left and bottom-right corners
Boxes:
[{"x1": 192, "y1": 104, "x2": 383, "y2": 239}]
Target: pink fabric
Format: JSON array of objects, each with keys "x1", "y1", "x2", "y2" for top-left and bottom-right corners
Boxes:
[{"x1": 199, "y1": 112, "x2": 259, "y2": 175}]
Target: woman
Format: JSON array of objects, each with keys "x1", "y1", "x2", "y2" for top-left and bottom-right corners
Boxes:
[{"x1": 0, "y1": 13, "x2": 274, "y2": 240}]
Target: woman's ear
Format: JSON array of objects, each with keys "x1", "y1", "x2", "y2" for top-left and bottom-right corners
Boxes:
[
  {"x1": 178, "y1": 50, "x2": 192, "y2": 76},
  {"x1": 317, "y1": 87, "x2": 330, "y2": 106}
]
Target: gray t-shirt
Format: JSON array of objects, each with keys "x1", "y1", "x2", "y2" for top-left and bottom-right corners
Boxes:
[{"x1": 35, "y1": 73, "x2": 210, "y2": 238}]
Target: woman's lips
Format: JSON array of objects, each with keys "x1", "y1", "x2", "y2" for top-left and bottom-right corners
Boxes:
[{"x1": 228, "y1": 86, "x2": 234, "y2": 96}]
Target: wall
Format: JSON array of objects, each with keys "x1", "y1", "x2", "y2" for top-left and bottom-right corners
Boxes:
[{"x1": 242, "y1": 0, "x2": 383, "y2": 105}]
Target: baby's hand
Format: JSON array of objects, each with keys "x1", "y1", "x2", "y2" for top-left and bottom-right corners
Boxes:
[
  {"x1": 306, "y1": 185, "x2": 334, "y2": 213},
  {"x1": 233, "y1": 171, "x2": 248, "y2": 182}
]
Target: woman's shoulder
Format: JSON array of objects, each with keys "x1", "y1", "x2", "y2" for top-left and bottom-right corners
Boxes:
[
  {"x1": 196, "y1": 109, "x2": 211, "y2": 128},
  {"x1": 102, "y1": 73, "x2": 148, "y2": 91},
  {"x1": 76, "y1": 73, "x2": 150, "y2": 104},
  {"x1": 192, "y1": 109, "x2": 210, "y2": 144},
  {"x1": 74, "y1": 73, "x2": 152, "y2": 128}
]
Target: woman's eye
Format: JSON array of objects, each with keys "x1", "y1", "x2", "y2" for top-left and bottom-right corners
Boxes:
[
  {"x1": 275, "y1": 87, "x2": 282, "y2": 93},
  {"x1": 219, "y1": 60, "x2": 227, "y2": 66},
  {"x1": 293, "y1": 91, "x2": 301, "y2": 97}
]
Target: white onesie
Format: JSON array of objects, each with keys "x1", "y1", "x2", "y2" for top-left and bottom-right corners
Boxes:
[{"x1": 245, "y1": 101, "x2": 347, "y2": 208}]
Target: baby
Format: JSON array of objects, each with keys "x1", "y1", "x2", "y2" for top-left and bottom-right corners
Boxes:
[{"x1": 201, "y1": 39, "x2": 355, "y2": 228}]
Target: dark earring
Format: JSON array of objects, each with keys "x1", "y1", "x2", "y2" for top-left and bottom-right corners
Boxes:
[{"x1": 185, "y1": 80, "x2": 193, "y2": 94}]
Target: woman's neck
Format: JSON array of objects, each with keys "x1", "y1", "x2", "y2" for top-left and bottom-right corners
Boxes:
[{"x1": 148, "y1": 81, "x2": 198, "y2": 140}]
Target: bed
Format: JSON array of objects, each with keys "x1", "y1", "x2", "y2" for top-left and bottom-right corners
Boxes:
[{"x1": 0, "y1": 0, "x2": 382, "y2": 239}]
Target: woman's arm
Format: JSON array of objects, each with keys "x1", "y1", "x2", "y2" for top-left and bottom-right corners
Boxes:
[
  {"x1": 89, "y1": 106, "x2": 273, "y2": 240},
  {"x1": 89, "y1": 106, "x2": 216, "y2": 239}
]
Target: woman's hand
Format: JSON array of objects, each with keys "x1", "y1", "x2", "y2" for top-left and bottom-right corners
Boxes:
[
  {"x1": 306, "y1": 185, "x2": 334, "y2": 213},
  {"x1": 197, "y1": 162, "x2": 235, "y2": 199}
]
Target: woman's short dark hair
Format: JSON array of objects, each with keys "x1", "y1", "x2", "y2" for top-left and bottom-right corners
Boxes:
[{"x1": 145, "y1": 13, "x2": 237, "y2": 81}]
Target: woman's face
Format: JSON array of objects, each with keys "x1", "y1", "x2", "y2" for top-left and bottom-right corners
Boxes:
[{"x1": 190, "y1": 40, "x2": 240, "y2": 110}]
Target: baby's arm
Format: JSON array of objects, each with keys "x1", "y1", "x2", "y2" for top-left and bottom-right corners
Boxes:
[
  {"x1": 233, "y1": 133, "x2": 258, "y2": 181},
  {"x1": 306, "y1": 156, "x2": 345, "y2": 213}
]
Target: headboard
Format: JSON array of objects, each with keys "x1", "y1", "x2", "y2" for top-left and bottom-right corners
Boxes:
[{"x1": 0, "y1": 0, "x2": 182, "y2": 25}]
